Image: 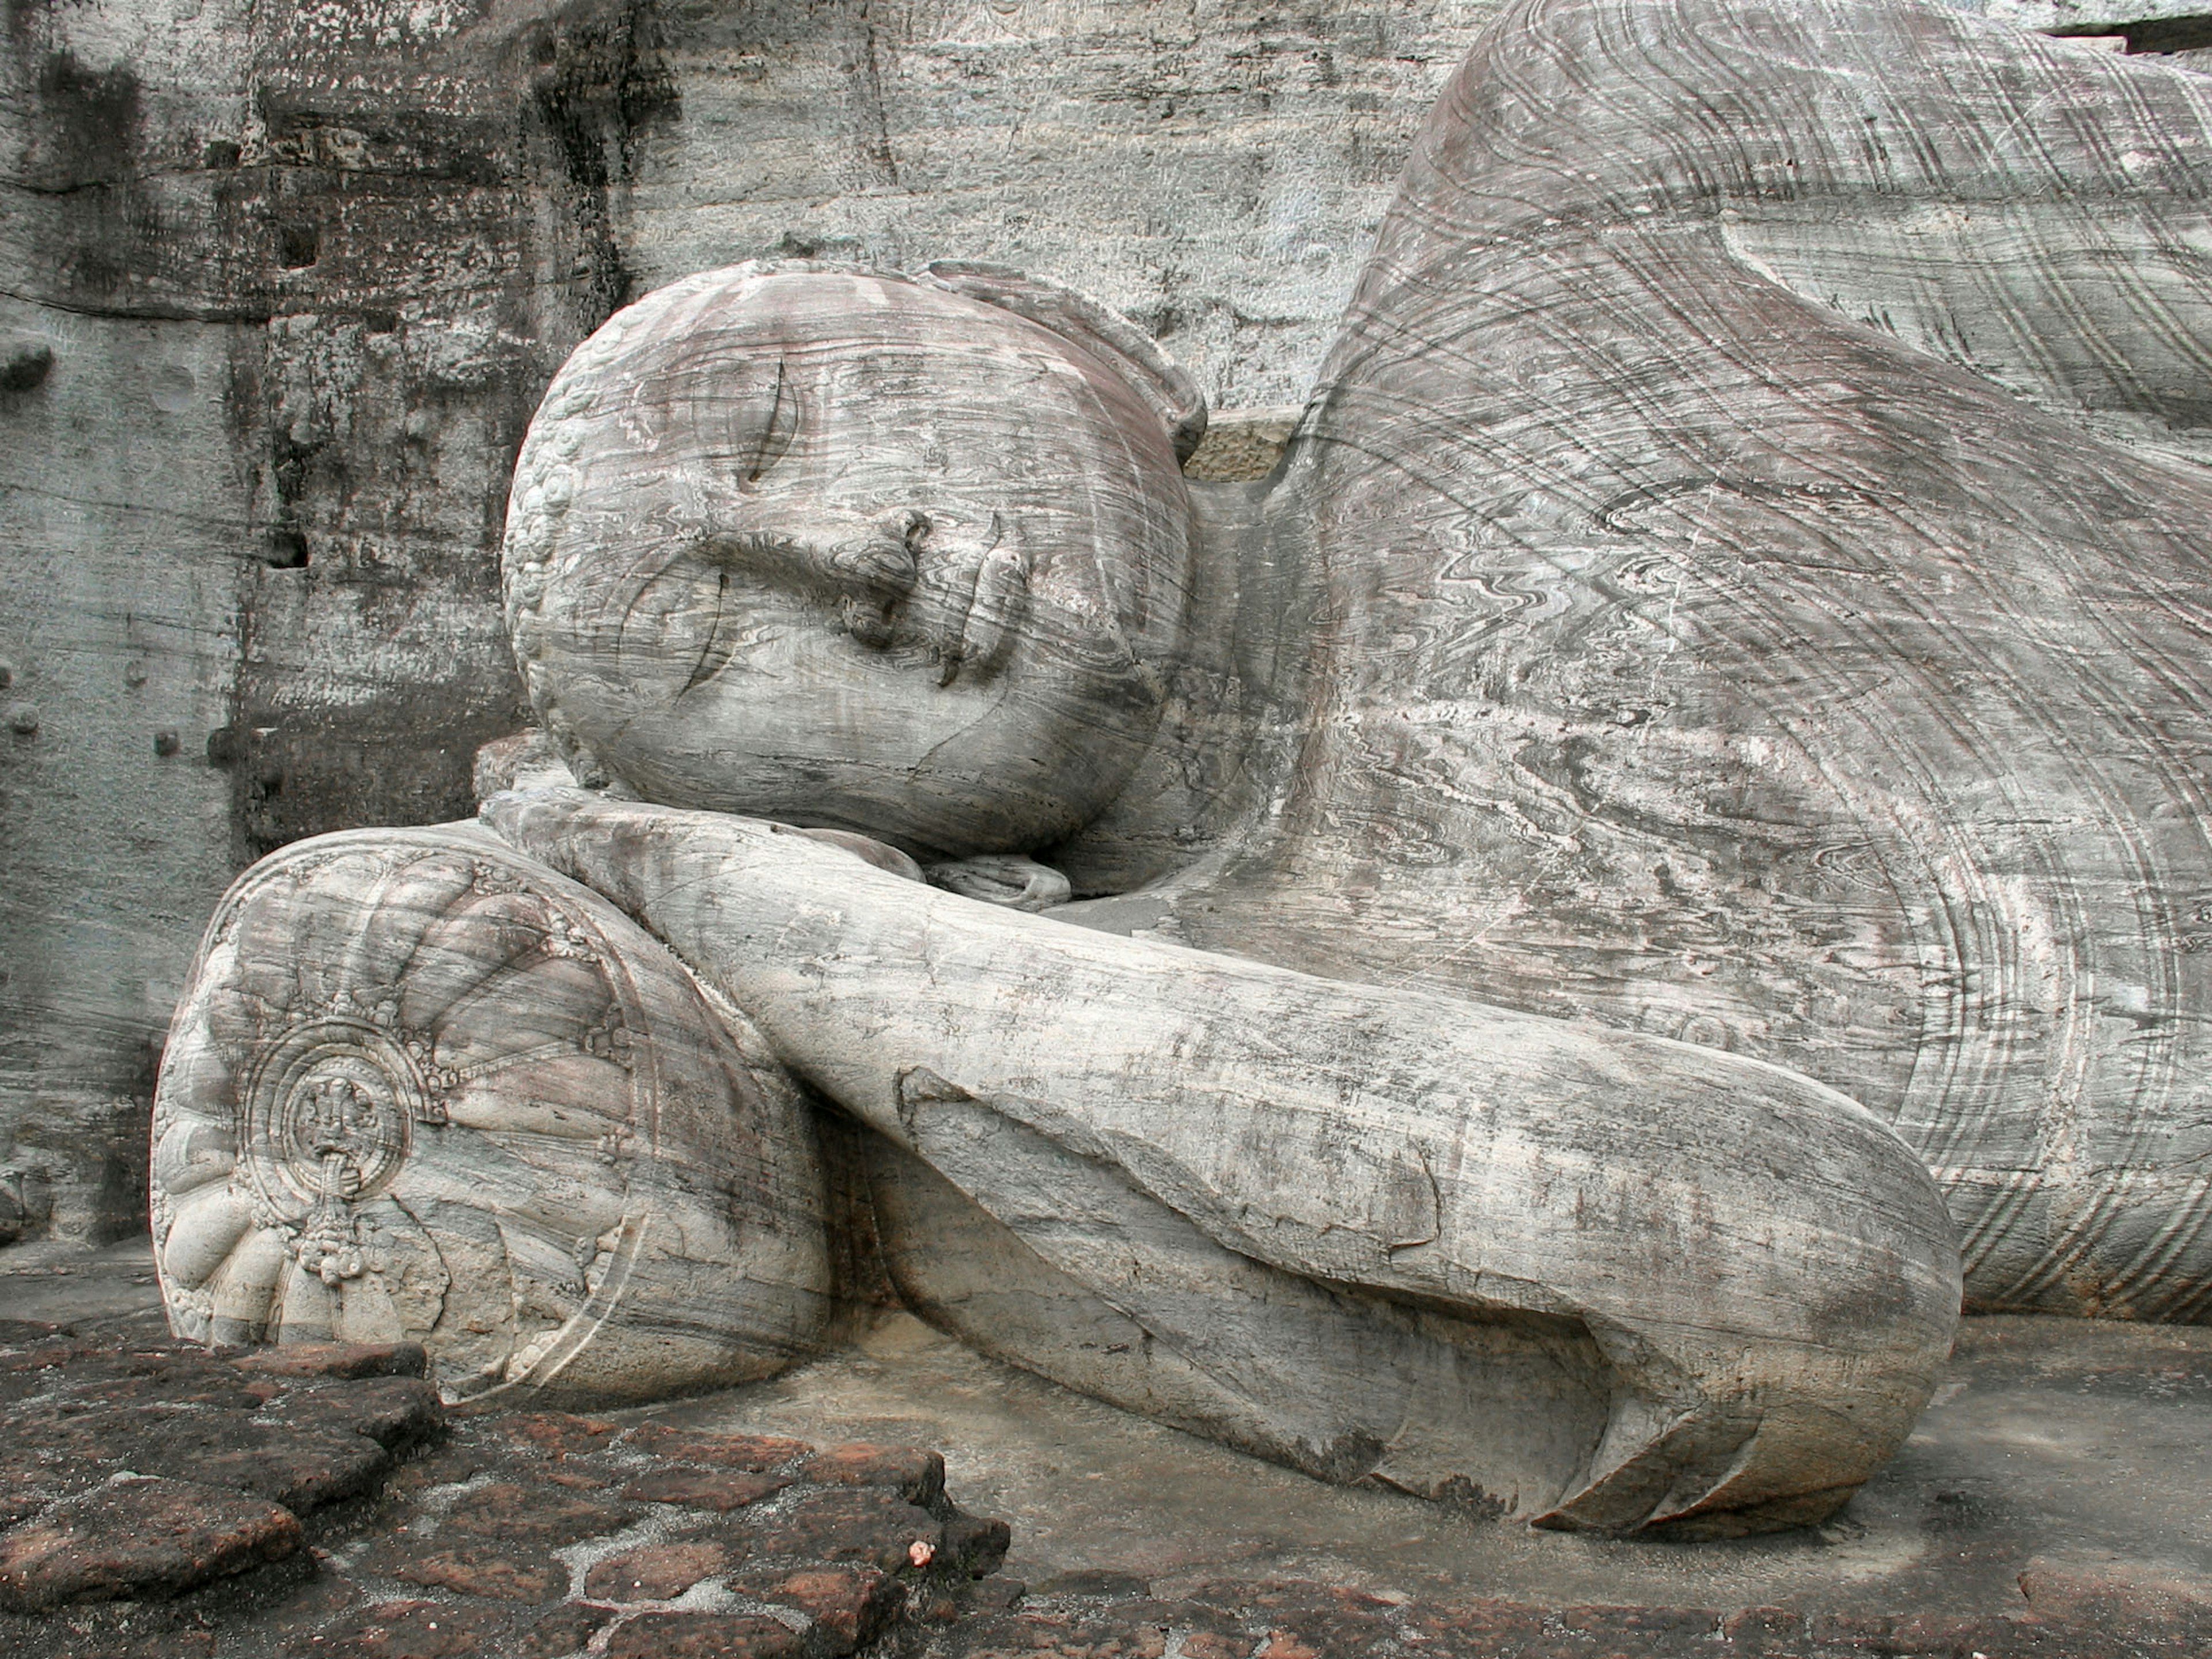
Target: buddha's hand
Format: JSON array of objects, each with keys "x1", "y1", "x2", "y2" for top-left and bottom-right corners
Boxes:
[{"x1": 480, "y1": 787, "x2": 1961, "y2": 1537}]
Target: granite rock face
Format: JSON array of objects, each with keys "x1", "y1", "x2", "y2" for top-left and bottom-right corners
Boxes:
[
  {"x1": 127, "y1": 0, "x2": 2212, "y2": 1545},
  {"x1": 4, "y1": 0, "x2": 2172, "y2": 1250}
]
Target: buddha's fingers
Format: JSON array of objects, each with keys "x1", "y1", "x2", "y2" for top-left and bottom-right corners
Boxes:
[{"x1": 482, "y1": 789, "x2": 1961, "y2": 1532}]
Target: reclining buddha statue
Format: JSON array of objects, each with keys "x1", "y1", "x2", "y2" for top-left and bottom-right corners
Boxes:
[{"x1": 146, "y1": 0, "x2": 2212, "y2": 1535}]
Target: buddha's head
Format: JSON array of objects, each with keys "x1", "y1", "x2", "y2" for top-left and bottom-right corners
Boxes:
[{"x1": 502, "y1": 262, "x2": 1203, "y2": 859}]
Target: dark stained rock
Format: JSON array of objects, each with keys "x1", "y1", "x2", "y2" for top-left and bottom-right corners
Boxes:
[
  {"x1": 599, "y1": 1612, "x2": 805, "y2": 1658},
  {"x1": 264, "y1": 1376, "x2": 445, "y2": 1453},
  {"x1": 228, "y1": 1342, "x2": 429, "y2": 1381},
  {"x1": 583, "y1": 1539, "x2": 733, "y2": 1601},
  {"x1": 437, "y1": 1480, "x2": 631, "y2": 1548},
  {"x1": 967, "y1": 1577, "x2": 1026, "y2": 1613},
  {"x1": 542, "y1": 1465, "x2": 619, "y2": 1491},
  {"x1": 1399, "y1": 1595, "x2": 1571, "y2": 1652},
  {"x1": 58, "y1": 1353, "x2": 265, "y2": 1412},
  {"x1": 1805, "y1": 1611, "x2": 2047, "y2": 1658},
  {"x1": 1555, "y1": 1604, "x2": 1726, "y2": 1645},
  {"x1": 623, "y1": 1425, "x2": 812, "y2": 1471},
  {"x1": 253, "y1": 1565, "x2": 370, "y2": 1646},
  {"x1": 0, "y1": 1476, "x2": 302, "y2": 1611},
  {"x1": 1720, "y1": 1605, "x2": 1808, "y2": 1652},
  {"x1": 1025, "y1": 1570, "x2": 1153, "y2": 1599},
  {"x1": 756, "y1": 1488, "x2": 943, "y2": 1575},
  {"x1": 620, "y1": 1468, "x2": 790, "y2": 1512},
  {"x1": 938, "y1": 1510, "x2": 1011, "y2": 1579},
  {"x1": 0, "y1": 1328, "x2": 1022, "y2": 1653},
  {"x1": 132, "y1": 1416, "x2": 391, "y2": 1513},
  {"x1": 737, "y1": 1565, "x2": 904, "y2": 1656},
  {"x1": 0, "y1": 1445, "x2": 103, "y2": 1528},
  {"x1": 380, "y1": 1441, "x2": 489, "y2": 1501},
  {"x1": 796, "y1": 1444, "x2": 945, "y2": 1510}
]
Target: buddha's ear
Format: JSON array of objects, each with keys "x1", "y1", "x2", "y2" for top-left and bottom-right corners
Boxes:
[{"x1": 915, "y1": 260, "x2": 1208, "y2": 464}]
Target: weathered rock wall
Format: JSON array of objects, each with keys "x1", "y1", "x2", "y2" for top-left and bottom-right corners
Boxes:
[
  {"x1": 0, "y1": 0, "x2": 2198, "y2": 1242},
  {"x1": 0, "y1": 0, "x2": 670, "y2": 1240}
]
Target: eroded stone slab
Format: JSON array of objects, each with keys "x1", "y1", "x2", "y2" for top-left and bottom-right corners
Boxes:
[{"x1": 0, "y1": 1477, "x2": 301, "y2": 1612}]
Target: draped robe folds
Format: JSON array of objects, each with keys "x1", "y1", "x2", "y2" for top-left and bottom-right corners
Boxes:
[{"x1": 1130, "y1": 0, "x2": 2212, "y2": 1323}]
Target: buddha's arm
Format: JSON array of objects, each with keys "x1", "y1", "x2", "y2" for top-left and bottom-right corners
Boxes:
[{"x1": 482, "y1": 789, "x2": 1959, "y2": 1533}]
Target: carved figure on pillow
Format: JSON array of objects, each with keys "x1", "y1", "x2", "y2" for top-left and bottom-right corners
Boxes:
[{"x1": 156, "y1": 0, "x2": 2212, "y2": 1535}]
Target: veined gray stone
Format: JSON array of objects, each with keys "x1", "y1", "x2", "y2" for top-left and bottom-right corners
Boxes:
[{"x1": 143, "y1": 0, "x2": 2212, "y2": 1538}]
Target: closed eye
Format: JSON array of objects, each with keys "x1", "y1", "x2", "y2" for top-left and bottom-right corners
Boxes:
[{"x1": 737, "y1": 359, "x2": 800, "y2": 490}]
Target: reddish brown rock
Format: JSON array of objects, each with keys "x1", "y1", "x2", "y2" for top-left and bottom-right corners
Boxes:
[
  {"x1": 740, "y1": 1565, "x2": 905, "y2": 1656},
  {"x1": 1400, "y1": 1595, "x2": 1553, "y2": 1651},
  {"x1": 0, "y1": 1476, "x2": 302, "y2": 1612},
  {"x1": 938, "y1": 1608, "x2": 1175, "y2": 1659},
  {"x1": 796, "y1": 1443, "x2": 945, "y2": 1509},
  {"x1": 386, "y1": 1540, "x2": 569, "y2": 1601},
  {"x1": 600, "y1": 1612, "x2": 804, "y2": 1658},
  {"x1": 757, "y1": 1487, "x2": 942, "y2": 1575},
  {"x1": 1556, "y1": 1604, "x2": 1724, "y2": 1645},
  {"x1": 2018, "y1": 1561, "x2": 2212, "y2": 1641},
  {"x1": 585, "y1": 1539, "x2": 733, "y2": 1601},
  {"x1": 310, "y1": 1597, "x2": 513, "y2": 1657},
  {"x1": 622, "y1": 1468, "x2": 790, "y2": 1512},
  {"x1": 438, "y1": 1480, "x2": 630, "y2": 1548},
  {"x1": 479, "y1": 1411, "x2": 619, "y2": 1460},
  {"x1": 623, "y1": 1424, "x2": 811, "y2": 1471},
  {"x1": 228, "y1": 1342, "x2": 429, "y2": 1381}
]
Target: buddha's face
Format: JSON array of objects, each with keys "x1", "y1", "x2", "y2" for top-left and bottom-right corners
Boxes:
[{"x1": 502, "y1": 268, "x2": 1194, "y2": 858}]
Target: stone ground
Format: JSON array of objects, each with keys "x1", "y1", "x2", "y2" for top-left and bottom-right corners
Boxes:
[{"x1": 4, "y1": 1239, "x2": 2211, "y2": 1657}]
